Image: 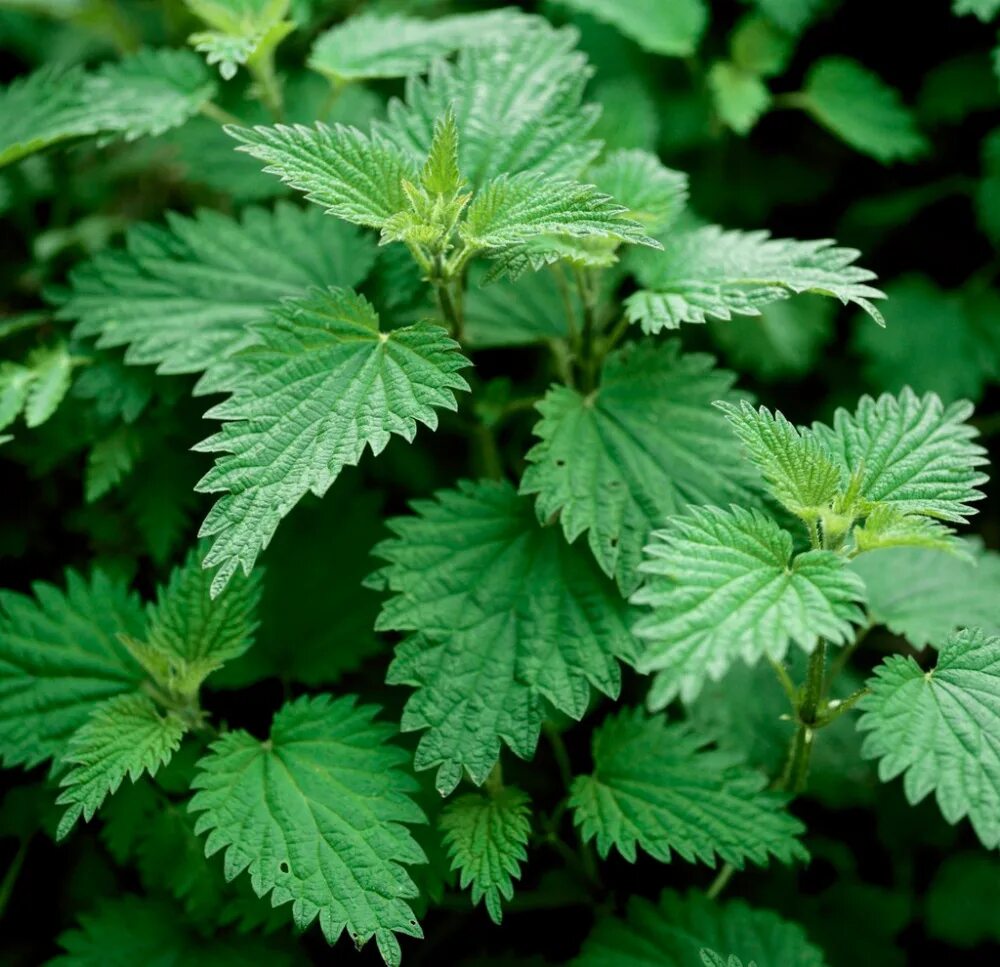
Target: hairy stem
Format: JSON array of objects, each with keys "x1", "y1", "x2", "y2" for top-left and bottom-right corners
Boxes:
[
  {"x1": 706, "y1": 862, "x2": 735, "y2": 900},
  {"x1": 435, "y1": 281, "x2": 464, "y2": 342},
  {"x1": 781, "y1": 640, "x2": 826, "y2": 793},
  {"x1": 820, "y1": 685, "x2": 871, "y2": 724}
]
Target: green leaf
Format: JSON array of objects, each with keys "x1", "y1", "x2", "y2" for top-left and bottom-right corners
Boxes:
[
  {"x1": 376, "y1": 480, "x2": 639, "y2": 795},
  {"x1": 813, "y1": 389, "x2": 988, "y2": 524},
  {"x1": 571, "y1": 709, "x2": 806, "y2": 868},
  {"x1": 730, "y1": 15, "x2": 793, "y2": 77},
  {"x1": 700, "y1": 953, "x2": 753, "y2": 967},
  {"x1": 708, "y1": 62, "x2": 772, "y2": 135},
  {"x1": 0, "y1": 50, "x2": 216, "y2": 168},
  {"x1": 308, "y1": 9, "x2": 534, "y2": 82},
  {"x1": 0, "y1": 571, "x2": 145, "y2": 769},
  {"x1": 749, "y1": 0, "x2": 823, "y2": 33},
  {"x1": 55, "y1": 693, "x2": 187, "y2": 839},
  {"x1": 626, "y1": 225, "x2": 885, "y2": 332},
  {"x1": 185, "y1": 0, "x2": 294, "y2": 79},
  {"x1": 555, "y1": 0, "x2": 708, "y2": 57},
  {"x1": 858, "y1": 628, "x2": 1000, "y2": 848},
  {"x1": 590, "y1": 76, "x2": 660, "y2": 153},
  {"x1": 521, "y1": 340, "x2": 760, "y2": 593},
  {"x1": 439, "y1": 786, "x2": 531, "y2": 924},
  {"x1": 573, "y1": 889, "x2": 826, "y2": 967},
  {"x1": 195, "y1": 287, "x2": 469, "y2": 595},
  {"x1": 189, "y1": 694, "x2": 426, "y2": 966},
  {"x1": 85, "y1": 428, "x2": 143, "y2": 503},
  {"x1": 851, "y1": 504, "x2": 962, "y2": 555},
  {"x1": 633, "y1": 506, "x2": 866, "y2": 707},
  {"x1": 851, "y1": 543, "x2": 1000, "y2": 647},
  {"x1": 802, "y1": 58, "x2": 928, "y2": 163},
  {"x1": 0, "y1": 342, "x2": 74, "y2": 434},
  {"x1": 226, "y1": 122, "x2": 417, "y2": 228},
  {"x1": 953, "y1": 0, "x2": 1000, "y2": 20},
  {"x1": 926, "y1": 852, "x2": 1000, "y2": 947},
  {"x1": 588, "y1": 149, "x2": 689, "y2": 235},
  {"x1": 716, "y1": 400, "x2": 841, "y2": 521},
  {"x1": 59, "y1": 202, "x2": 376, "y2": 392}
]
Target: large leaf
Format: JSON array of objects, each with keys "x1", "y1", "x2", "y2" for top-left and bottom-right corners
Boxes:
[
  {"x1": 196, "y1": 287, "x2": 469, "y2": 595},
  {"x1": 626, "y1": 225, "x2": 885, "y2": 332},
  {"x1": 570, "y1": 709, "x2": 806, "y2": 869},
  {"x1": 59, "y1": 203, "x2": 376, "y2": 392},
  {"x1": 633, "y1": 506, "x2": 866, "y2": 708},
  {"x1": 0, "y1": 571, "x2": 145, "y2": 769},
  {"x1": 375, "y1": 480, "x2": 639, "y2": 795},
  {"x1": 190, "y1": 695, "x2": 426, "y2": 966},
  {"x1": 555, "y1": 0, "x2": 708, "y2": 57},
  {"x1": 858, "y1": 628, "x2": 1000, "y2": 848},
  {"x1": 521, "y1": 340, "x2": 760, "y2": 593}
]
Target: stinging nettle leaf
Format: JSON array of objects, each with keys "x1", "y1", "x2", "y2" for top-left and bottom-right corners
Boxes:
[
  {"x1": 588, "y1": 149, "x2": 689, "y2": 235},
  {"x1": 555, "y1": 0, "x2": 708, "y2": 58},
  {"x1": 570, "y1": 709, "x2": 807, "y2": 869},
  {"x1": 189, "y1": 694, "x2": 426, "y2": 967},
  {"x1": 633, "y1": 505, "x2": 867, "y2": 708},
  {"x1": 195, "y1": 286, "x2": 469, "y2": 596},
  {"x1": 708, "y1": 62, "x2": 772, "y2": 136},
  {"x1": 858, "y1": 628, "x2": 1000, "y2": 848}
]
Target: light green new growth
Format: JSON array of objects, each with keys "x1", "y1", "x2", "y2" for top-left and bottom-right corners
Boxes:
[
  {"x1": 186, "y1": 0, "x2": 294, "y2": 81},
  {"x1": 55, "y1": 693, "x2": 187, "y2": 839},
  {"x1": 195, "y1": 287, "x2": 469, "y2": 595},
  {"x1": 633, "y1": 505, "x2": 866, "y2": 708},
  {"x1": 570, "y1": 709, "x2": 807, "y2": 868},
  {"x1": 708, "y1": 62, "x2": 772, "y2": 135},
  {"x1": 953, "y1": 0, "x2": 1000, "y2": 20},
  {"x1": 189, "y1": 695, "x2": 426, "y2": 967},
  {"x1": 858, "y1": 628, "x2": 1000, "y2": 848},
  {"x1": 851, "y1": 504, "x2": 962, "y2": 555},
  {"x1": 588, "y1": 150, "x2": 689, "y2": 234},
  {"x1": 308, "y1": 9, "x2": 534, "y2": 81},
  {"x1": 626, "y1": 225, "x2": 886, "y2": 332},
  {"x1": 573, "y1": 889, "x2": 826, "y2": 967},
  {"x1": 439, "y1": 786, "x2": 532, "y2": 924},
  {"x1": 0, "y1": 343, "x2": 73, "y2": 435},
  {"x1": 521, "y1": 341, "x2": 760, "y2": 593},
  {"x1": 555, "y1": 0, "x2": 708, "y2": 57},
  {"x1": 59, "y1": 203, "x2": 376, "y2": 393},
  {"x1": 0, "y1": 50, "x2": 216, "y2": 168},
  {"x1": 376, "y1": 480, "x2": 638, "y2": 795},
  {"x1": 802, "y1": 58, "x2": 928, "y2": 162},
  {"x1": 0, "y1": 571, "x2": 145, "y2": 769}
]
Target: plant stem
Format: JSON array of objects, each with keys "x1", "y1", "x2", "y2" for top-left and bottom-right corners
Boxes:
[
  {"x1": 781, "y1": 640, "x2": 826, "y2": 793},
  {"x1": 200, "y1": 101, "x2": 244, "y2": 127},
  {"x1": 825, "y1": 621, "x2": 871, "y2": 688},
  {"x1": 484, "y1": 760, "x2": 504, "y2": 795},
  {"x1": 820, "y1": 686, "x2": 870, "y2": 724},
  {"x1": 435, "y1": 281, "x2": 464, "y2": 342},
  {"x1": 0, "y1": 836, "x2": 31, "y2": 919},
  {"x1": 706, "y1": 862, "x2": 735, "y2": 900},
  {"x1": 545, "y1": 724, "x2": 573, "y2": 792},
  {"x1": 474, "y1": 423, "x2": 504, "y2": 481},
  {"x1": 767, "y1": 656, "x2": 798, "y2": 709},
  {"x1": 574, "y1": 267, "x2": 599, "y2": 390}
]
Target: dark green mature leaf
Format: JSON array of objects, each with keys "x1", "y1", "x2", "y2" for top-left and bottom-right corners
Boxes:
[
  {"x1": 59, "y1": 203, "x2": 376, "y2": 392},
  {"x1": 926, "y1": 853, "x2": 1000, "y2": 947},
  {"x1": 859, "y1": 628, "x2": 1000, "y2": 848},
  {"x1": 0, "y1": 571, "x2": 145, "y2": 769},
  {"x1": 190, "y1": 695, "x2": 426, "y2": 966},
  {"x1": 574, "y1": 890, "x2": 826, "y2": 967},
  {"x1": 521, "y1": 340, "x2": 760, "y2": 593},
  {"x1": 570, "y1": 709, "x2": 806, "y2": 869},
  {"x1": 376, "y1": 480, "x2": 639, "y2": 795}
]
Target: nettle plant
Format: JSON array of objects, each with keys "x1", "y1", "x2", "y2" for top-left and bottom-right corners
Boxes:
[{"x1": 2, "y1": 10, "x2": 999, "y2": 967}]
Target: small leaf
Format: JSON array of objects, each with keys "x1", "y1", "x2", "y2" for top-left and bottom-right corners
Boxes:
[
  {"x1": 555, "y1": 0, "x2": 708, "y2": 57},
  {"x1": 708, "y1": 62, "x2": 772, "y2": 135}
]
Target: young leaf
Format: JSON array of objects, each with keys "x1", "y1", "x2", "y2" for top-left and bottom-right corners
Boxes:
[
  {"x1": 574, "y1": 889, "x2": 826, "y2": 967},
  {"x1": 308, "y1": 9, "x2": 534, "y2": 82},
  {"x1": 858, "y1": 628, "x2": 1000, "y2": 848},
  {"x1": 189, "y1": 694, "x2": 426, "y2": 967},
  {"x1": 376, "y1": 480, "x2": 639, "y2": 795},
  {"x1": 626, "y1": 225, "x2": 886, "y2": 332},
  {"x1": 570, "y1": 709, "x2": 806, "y2": 869},
  {"x1": 953, "y1": 0, "x2": 1000, "y2": 19},
  {"x1": 708, "y1": 63, "x2": 772, "y2": 135},
  {"x1": 633, "y1": 506, "x2": 866, "y2": 707},
  {"x1": 59, "y1": 203, "x2": 376, "y2": 392},
  {"x1": 554, "y1": 0, "x2": 708, "y2": 57},
  {"x1": 0, "y1": 571, "x2": 145, "y2": 769},
  {"x1": 55, "y1": 693, "x2": 187, "y2": 839},
  {"x1": 195, "y1": 287, "x2": 469, "y2": 595},
  {"x1": 0, "y1": 342, "x2": 74, "y2": 434},
  {"x1": 85, "y1": 428, "x2": 143, "y2": 503},
  {"x1": 588, "y1": 149, "x2": 689, "y2": 234},
  {"x1": 521, "y1": 340, "x2": 761, "y2": 593},
  {"x1": 851, "y1": 543, "x2": 1000, "y2": 647},
  {"x1": 716, "y1": 400, "x2": 841, "y2": 522},
  {"x1": 851, "y1": 504, "x2": 962, "y2": 555},
  {"x1": 813, "y1": 389, "x2": 988, "y2": 523},
  {"x1": 802, "y1": 58, "x2": 928, "y2": 163},
  {"x1": 751, "y1": 0, "x2": 823, "y2": 34},
  {"x1": 185, "y1": 0, "x2": 294, "y2": 80},
  {"x1": 439, "y1": 787, "x2": 531, "y2": 924}
]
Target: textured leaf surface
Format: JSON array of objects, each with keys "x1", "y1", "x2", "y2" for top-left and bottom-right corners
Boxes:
[
  {"x1": 852, "y1": 543, "x2": 1000, "y2": 647},
  {"x1": 60, "y1": 203, "x2": 376, "y2": 391},
  {"x1": 573, "y1": 889, "x2": 826, "y2": 967},
  {"x1": 377, "y1": 480, "x2": 639, "y2": 794},
  {"x1": 626, "y1": 225, "x2": 885, "y2": 331},
  {"x1": 190, "y1": 695, "x2": 426, "y2": 966},
  {"x1": 309, "y1": 9, "x2": 533, "y2": 80},
  {"x1": 858, "y1": 628, "x2": 1000, "y2": 847},
  {"x1": 802, "y1": 58, "x2": 928, "y2": 162},
  {"x1": 521, "y1": 341, "x2": 759, "y2": 593},
  {"x1": 556, "y1": 0, "x2": 708, "y2": 57},
  {"x1": 588, "y1": 150, "x2": 689, "y2": 234},
  {"x1": 813, "y1": 389, "x2": 988, "y2": 523},
  {"x1": 56, "y1": 693, "x2": 187, "y2": 838},
  {"x1": 633, "y1": 506, "x2": 866, "y2": 707},
  {"x1": 570, "y1": 709, "x2": 806, "y2": 868},
  {"x1": 195, "y1": 287, "x2": 468, "y2": 595},
  {"x1": 0, "y1": 342, "x2": 73, "y2": 434},
  {"x1": 439, "y1": 787, "x2": 531, "y2": 924},
  {"x1": 0, "y1": 571, "x2": 145, "y2": 769}
]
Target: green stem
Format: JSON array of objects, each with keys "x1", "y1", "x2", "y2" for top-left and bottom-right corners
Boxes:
[
  {"x1": 574, "y1": 267, "x2": 599, "y2": 391},
  {"x1": 484, "y1": 761, "x2": 504, "y2": 796},
  {"x1": 706, "y1": 863, "x2": 735, "y2": 900},
  {"x1": 767, "y1": 656, "x2": 798, "y2": 709},
  {"x1": 820, "y1": 686, "x2": 870, "y2": 725},
  {"x1": 474, "y1": 423, "x2": 504, "y2": 481},
  {"x1": 550, "y1": 264, "x2": 579, "y2": 345},
  {"x1": 200, "y1": 101, "x2": 245, "y2": 127},
  {"x1": 781, "y1": 640, "x2": 826, "y2": 794},
  {"x1": 0, "y1": 836, "x2": 31, "y2": 919},
  {"x1": 435, "y1": 281, "x2": 464, "y2": 341},
  {"x1": 825, "y1": 621, "x2": 871, "y2": 689},
  {"x1": 545, "y1": 724, "x2": 574, "y2": 793},
  {"x1": 249, "y1": 58, "x2": 285, "y2": 121}
]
